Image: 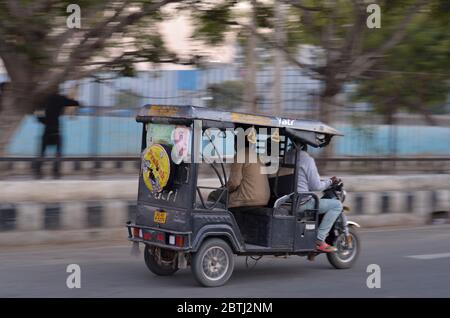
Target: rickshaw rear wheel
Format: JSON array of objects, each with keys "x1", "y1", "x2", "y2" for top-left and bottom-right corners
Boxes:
[
  {"x1": 191, "y1": 238, "x2": 235, "y2": 287},
  {"x1": 144, "y1": 245, "x2": 179, "y2": 276},
  {"x1": 326, "y1": 226, "x2": 360, "y2": 269}
]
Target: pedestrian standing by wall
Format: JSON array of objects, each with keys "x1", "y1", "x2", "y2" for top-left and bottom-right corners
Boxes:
[{"x1": 33, "y1": 88, "x2": 80, "y2": 179}]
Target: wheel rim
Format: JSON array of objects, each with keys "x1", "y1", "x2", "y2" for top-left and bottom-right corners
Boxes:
[
  {"x1": 334, "y1": 233, "x2": 357, "y2": 263},
  {"x1": 150, "y1": 247, "x2": 176, "y2": 268},
  {"x1": 201, "y1": 246, "x2": 229, "y2": 281}
]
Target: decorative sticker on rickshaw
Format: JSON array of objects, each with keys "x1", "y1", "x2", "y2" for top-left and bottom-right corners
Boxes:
[
  {"x1": 230, "y1": 113, "x2": 272, "y2": 126},
  {"x1": 146, "y1": 123, "x2": 174, "y2": 146},
  {"x1": 246, "y1": 126, "x2": 257, "y2": 144},
  {"x1": 148, "y1": 105, "x2": 180, "y2": 117},
  {"x1": 142, "y1": 143, "x2": 172, "y2": 193},
  {"x1": 171, "y1": 125, "x2": 191, "y2": 164},
  {"x1": 271, "y1": 128, "x2": 280, "y2": 143}
]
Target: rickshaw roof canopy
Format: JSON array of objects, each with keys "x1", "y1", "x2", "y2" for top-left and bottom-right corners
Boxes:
[{"x1": 136, "y1": 105, "x2": 343, "y2": 137}]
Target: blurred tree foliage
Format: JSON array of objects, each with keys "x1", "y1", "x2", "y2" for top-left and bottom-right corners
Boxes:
[
  {"x1": 189, "y1": 0, "x2": 447, "y2": 126},
  {"x1": 114, "y1": 89, "x2": 143, "y2": 109},
  {"x1": 206, "y1": 80, "x2": 244, "y2": 109},
  {"x1": 353, "y1": 4, "x2": 450, "y2": 124},
  {"x1": 0, "y1": 0, "x2": 182, "y2": 155}
]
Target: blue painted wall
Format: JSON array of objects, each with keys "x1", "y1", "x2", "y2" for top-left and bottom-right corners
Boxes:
[
  {"x1": 7, "y1": 115, "x2": 450, "y2": 156},
  {"x1": 8, "y1": 116, "x2": 141, "y2": 156}
]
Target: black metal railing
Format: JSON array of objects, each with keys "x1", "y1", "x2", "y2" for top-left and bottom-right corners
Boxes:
[{"x1": 1, "y1": 156, "x2": 450, "y2": 178}]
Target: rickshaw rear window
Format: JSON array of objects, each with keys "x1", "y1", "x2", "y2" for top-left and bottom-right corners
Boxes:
[
  {"x1": 146, "y1": 123, "x2": 192, "y2": 163},
  {"x1": 146, "y1": 123, "x2": 180, "y2": 146}
]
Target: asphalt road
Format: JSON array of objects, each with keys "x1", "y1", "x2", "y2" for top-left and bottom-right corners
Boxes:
[{"x1": 1, "y1": 225, "x2": 449, "y2": 298}]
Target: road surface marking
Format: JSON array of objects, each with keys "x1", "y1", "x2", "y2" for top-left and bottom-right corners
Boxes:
[
  {"x1": 406, "y1": 252, "x2": 450, "y2": 260},
  {"x1": 362, "y1": 224, "x2": 450, "y2": 233}
]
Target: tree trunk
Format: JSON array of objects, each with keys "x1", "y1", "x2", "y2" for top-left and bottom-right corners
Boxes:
[
  {"x1": 273, "y1": 1, "x2": 286, "y2": 116},
  {"x1": 243, "y1": 0, "x2": 258, "y2": 113},
  {"x1": 318, "y1": 93, "x2": 337, "y2": 159},
  {"x1": 0, "y1": 87, "x2": 34, "y2": 157}
]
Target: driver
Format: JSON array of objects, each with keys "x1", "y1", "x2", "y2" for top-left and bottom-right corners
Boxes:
[{"x1": 297, "y1": 145, "x2": 341, "y2": 253}]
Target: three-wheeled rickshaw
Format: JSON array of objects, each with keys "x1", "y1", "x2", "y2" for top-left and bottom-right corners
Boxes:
[{"x1": 126, "y1": 105, "x2": 360, "y2": 287}]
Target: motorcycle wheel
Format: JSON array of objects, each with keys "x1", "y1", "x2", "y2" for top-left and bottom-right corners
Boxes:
[{"x1": 327, "y1": 226, "x2": 360, "y2": 269}]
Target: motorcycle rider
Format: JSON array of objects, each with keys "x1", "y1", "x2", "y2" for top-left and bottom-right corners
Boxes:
[{"x1": 297, "y1": 144, "x2": 342, "y2": 253}]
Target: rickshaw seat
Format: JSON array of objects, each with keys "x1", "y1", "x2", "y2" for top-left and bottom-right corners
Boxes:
[
  {"x1": 229, "y1": 205, "x2": 292, "y2": 246},
  {"x1": 268, "y1": 174, "x2": 294, "y2": 208},
  {"x1": 229, "y1": 206, "x2": 273, "y2": 246}
]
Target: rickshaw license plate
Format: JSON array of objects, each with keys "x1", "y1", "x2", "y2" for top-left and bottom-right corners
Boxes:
[{"x1": 154, "y1": 211, "x2": 167, "y2": 224}]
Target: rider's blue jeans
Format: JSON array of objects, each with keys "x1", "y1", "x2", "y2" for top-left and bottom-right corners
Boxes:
[{"x1": 301, "y1": 198, "x2": 343, "y2": 242}]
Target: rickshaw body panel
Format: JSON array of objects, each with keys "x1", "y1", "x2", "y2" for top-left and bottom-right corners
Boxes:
[{"x1": 190, "y1": 210, "x2": 245, "y2": 252}]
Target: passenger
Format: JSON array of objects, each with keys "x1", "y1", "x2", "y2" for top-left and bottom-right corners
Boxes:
[
  {"x1": 297, "y1": 145, "x2": 341, "y2": 253},
  {"x1": 227, "y1": 144, "x2": 270, "y2": 208}
]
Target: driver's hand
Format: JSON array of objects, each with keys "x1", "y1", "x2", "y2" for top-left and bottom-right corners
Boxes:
[{"x1": 330, "y1": 176, "x2": 341, "y2": 184}]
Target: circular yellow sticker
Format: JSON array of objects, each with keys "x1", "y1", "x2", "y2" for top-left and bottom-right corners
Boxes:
[{"x1": 142, "y1": 144, "x2": 172, "y2": 193}]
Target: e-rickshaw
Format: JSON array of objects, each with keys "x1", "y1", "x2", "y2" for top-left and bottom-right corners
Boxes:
[{"x1": 126, "y1": 105, "x2": 360, "y2": 287}]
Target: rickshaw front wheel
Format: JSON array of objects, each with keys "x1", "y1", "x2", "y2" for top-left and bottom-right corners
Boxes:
[
  {"x1": 144, "y1": 245, "x2": 179, "y2": 276},
  {"x1": 191, "y1": 238, "x2": 235, "y2": 287}
]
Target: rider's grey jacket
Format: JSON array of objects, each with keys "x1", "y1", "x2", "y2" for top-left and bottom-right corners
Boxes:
[{"x1": 296, "y1": 151, "x2": 332, "y2": 193}]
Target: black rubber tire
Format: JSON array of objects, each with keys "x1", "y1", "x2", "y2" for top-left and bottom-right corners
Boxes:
[
  {"x1": 327, "y1": 226, "x2": 360, "y2": 269},
  {"x1": 191, "y1": 238, "x2": 235, "y2": 287},
  {"x1": 144, "y1": 245, "x2": 178, "y2": 276}
]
